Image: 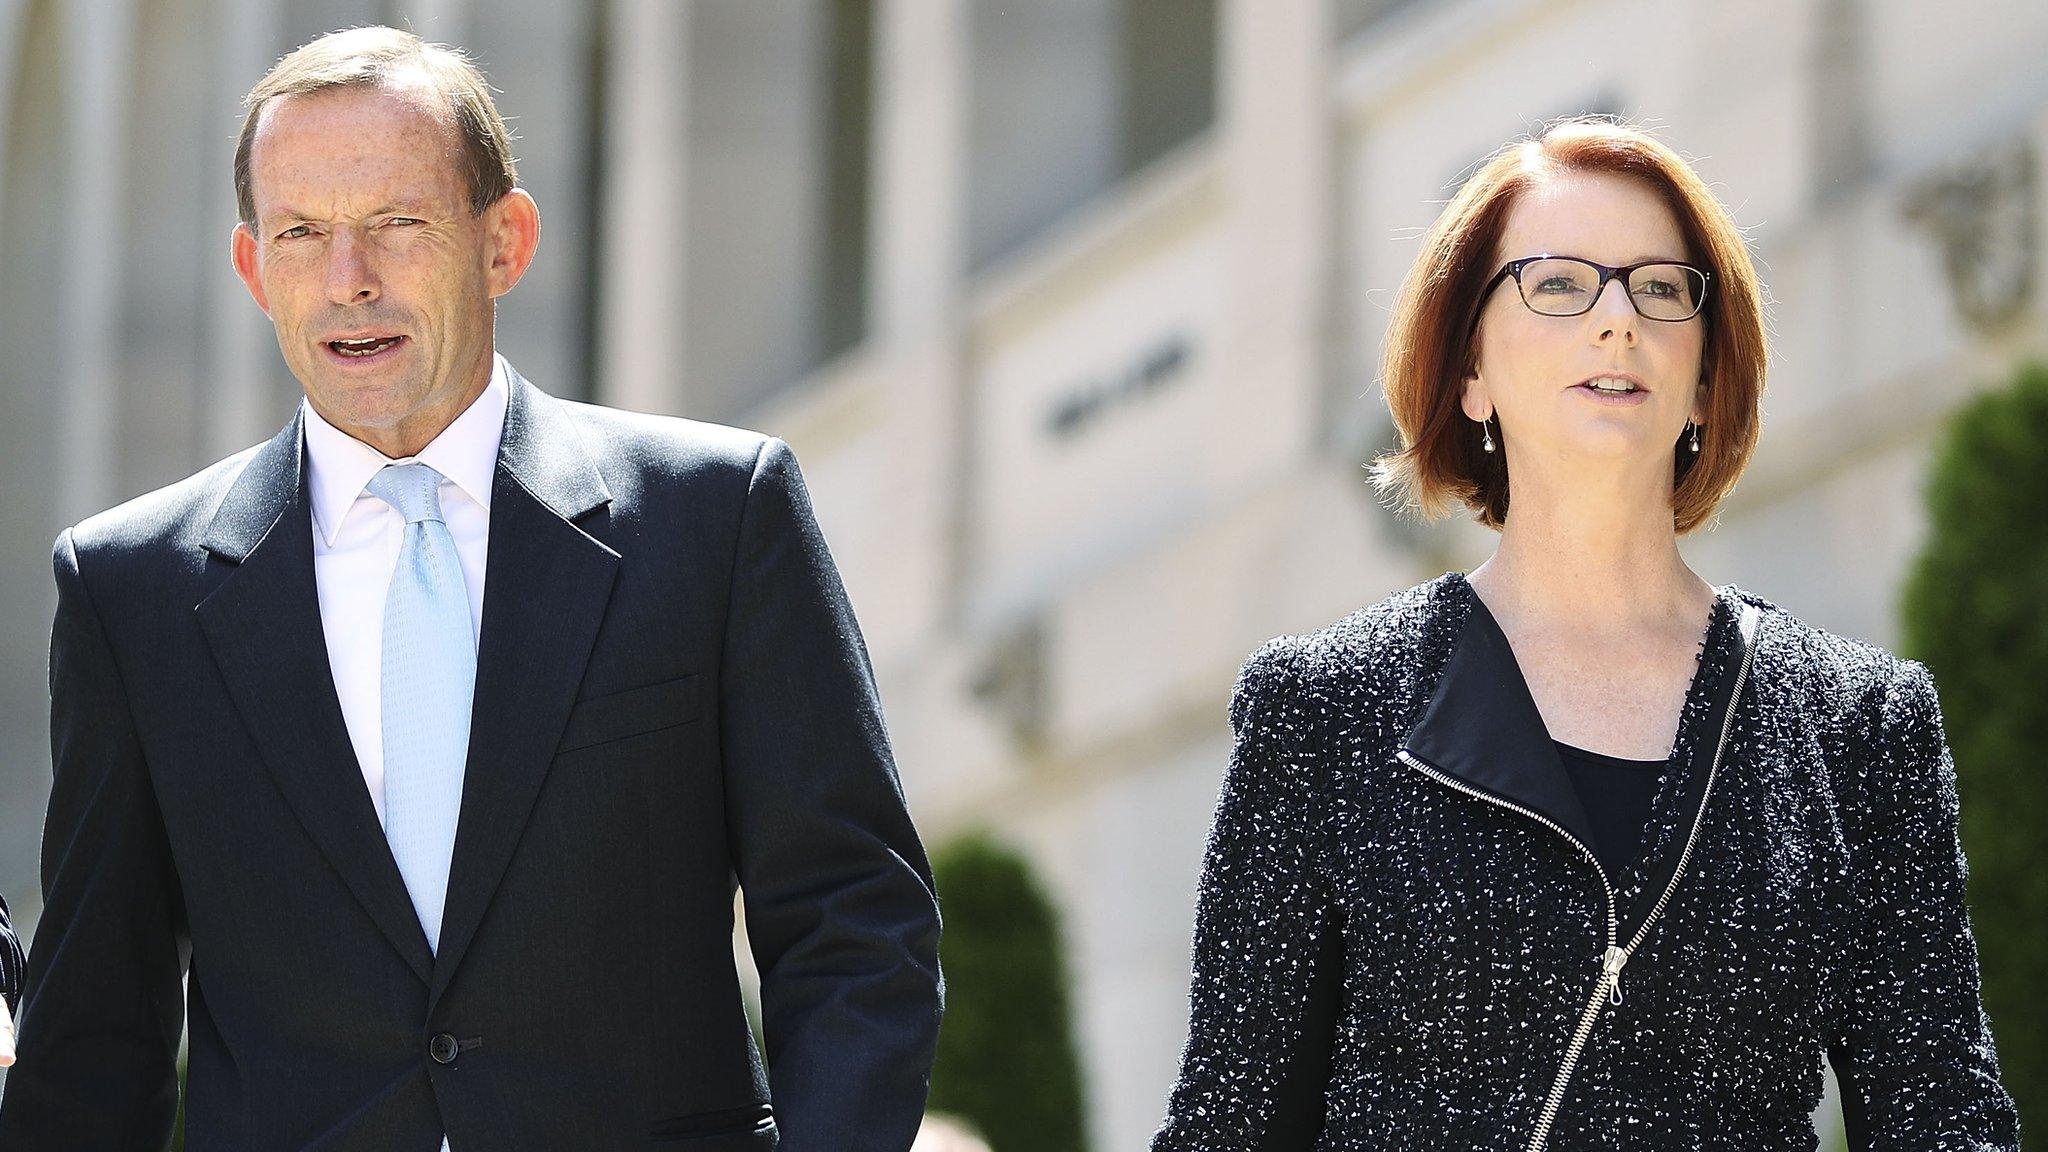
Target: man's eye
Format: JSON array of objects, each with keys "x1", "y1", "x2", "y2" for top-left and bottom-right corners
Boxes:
[
  {"x1": 277, "y1": 225, "x2": 312, "y2": 241},
  {"x1": 386, "y1": 217, "x2": 424, "y2": 227}
]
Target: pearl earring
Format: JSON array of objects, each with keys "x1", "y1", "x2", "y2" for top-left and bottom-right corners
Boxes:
[{"x1": 1481, "y1": 416, "x2": 1495, "y2": 454}]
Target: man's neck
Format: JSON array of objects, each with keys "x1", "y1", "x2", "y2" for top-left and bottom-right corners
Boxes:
[{"x1": 311, "y1": 361, "x2": 496, "y2": 460}]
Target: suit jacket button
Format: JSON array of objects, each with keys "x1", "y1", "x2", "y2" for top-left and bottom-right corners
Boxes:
[{"x1": 429, "y1": 1032, "x2": 460, "y2": 1065}]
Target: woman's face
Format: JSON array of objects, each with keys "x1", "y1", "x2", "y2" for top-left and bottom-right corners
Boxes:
[{"x1": 1463, "y1": 170, "x2": 1708, "y2": 474}]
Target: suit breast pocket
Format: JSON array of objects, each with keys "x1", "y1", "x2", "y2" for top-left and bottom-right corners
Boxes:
[{"x1": 556, "y1": 674, "x2": 704, "y2": 755}]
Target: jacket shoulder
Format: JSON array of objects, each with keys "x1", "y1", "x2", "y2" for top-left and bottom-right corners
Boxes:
[
  {"x1": 66, "y1": 441, "x2": 269, "y2": 567},
  {"x1": 1281, "y1": 573, "x2": 1458, "y2": 668},
  {"x1": 1233, "y1": 574, "x2": 1462, "y2": 716},
  {"x1": 548, "y1": 398, "x2": 781, "y2": 485},
  {"x1": 1735, "y1": 589, "x2": 1923, "y2": 724}
]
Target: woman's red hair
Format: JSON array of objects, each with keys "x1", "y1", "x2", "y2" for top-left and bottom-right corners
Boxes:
[{"x1": 1370, "y1": 117, "x2": 1769, "y2": 533}]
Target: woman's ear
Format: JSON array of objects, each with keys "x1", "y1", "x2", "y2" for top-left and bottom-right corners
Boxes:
[{"x1": 1460, "y1": 368, "x2": 1493, "y2": 423}]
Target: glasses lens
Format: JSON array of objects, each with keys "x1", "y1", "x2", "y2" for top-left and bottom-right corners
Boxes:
[
  {"x1": 1627, "y1": 263, "x2": 1706, "y2": 320},
  {"x1": 1518, "y1": 258, "x2": 1601, "y2": 316}
]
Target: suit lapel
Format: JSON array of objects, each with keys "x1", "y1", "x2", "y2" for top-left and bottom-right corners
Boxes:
[
  {"x1": 430, "y1": 373, "x2": 618, "y2": 1005},
  {"x1": 195, "y1": 415, "x2": 435, "y2": 985}
]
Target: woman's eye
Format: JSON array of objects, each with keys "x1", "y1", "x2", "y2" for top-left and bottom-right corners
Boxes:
[
  {"x1": 1533, "y1": 277, "x2": 1583, "y2": 294},
  {"x1": 1637, "y1": 279, "x2": 1679, "y2": 297}
]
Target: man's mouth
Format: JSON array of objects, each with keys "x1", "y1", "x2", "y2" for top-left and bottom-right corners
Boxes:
[{"x1": 326, "y1": 335, "x2": 406, "y2": 359}]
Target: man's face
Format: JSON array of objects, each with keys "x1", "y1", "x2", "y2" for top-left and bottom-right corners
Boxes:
[{"x1": 232, "y1": 83, "x2": 537, "y2": 457}]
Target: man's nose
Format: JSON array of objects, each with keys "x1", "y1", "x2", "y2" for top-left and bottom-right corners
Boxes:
[
  {"x1": 1589, "y1": 277, "x2": 1639, "y2": 345},
  {"x1": 325, "y1": 231, "x2": 379, "y2": 306}
]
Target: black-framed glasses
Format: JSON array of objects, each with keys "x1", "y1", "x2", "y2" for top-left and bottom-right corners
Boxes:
[{"x1": 1484, "y1": 255, "x2": 1711, "y2": 322}]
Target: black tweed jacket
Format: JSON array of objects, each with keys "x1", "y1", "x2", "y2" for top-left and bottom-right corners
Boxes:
[{"x1": 1154, "y1": 572, "x2": 2019, "y2": 1151}]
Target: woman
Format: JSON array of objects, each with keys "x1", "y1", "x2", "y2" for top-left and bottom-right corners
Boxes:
[{"x1": 1152, "y1": 118, "x2": 2020, "y2": 1151}]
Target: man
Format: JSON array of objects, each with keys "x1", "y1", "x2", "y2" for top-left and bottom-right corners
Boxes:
[{"x1": 0, "y1": 27, "x2": 941, "y2": 1151}]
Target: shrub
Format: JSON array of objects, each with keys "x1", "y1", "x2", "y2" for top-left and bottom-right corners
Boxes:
[{"x1": 927, "y1": 833, "x2": 1089, "y2": 1152}]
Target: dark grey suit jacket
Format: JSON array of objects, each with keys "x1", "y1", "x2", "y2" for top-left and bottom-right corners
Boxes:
[{"x1": 0, "y1": 370, "x2": 942, "y2": 1151}]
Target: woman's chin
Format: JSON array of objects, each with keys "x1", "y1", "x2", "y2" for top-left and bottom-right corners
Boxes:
[{"x1": 1557, "y1": 412, "x2": 1679, "y2": 454}]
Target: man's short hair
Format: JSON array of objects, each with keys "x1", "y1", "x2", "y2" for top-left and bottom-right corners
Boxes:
[{"x1": 233, "y1": 25, "x2": 518, "y2": 226}]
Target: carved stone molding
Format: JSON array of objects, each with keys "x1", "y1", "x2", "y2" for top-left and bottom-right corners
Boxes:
[
  {"x1": 1903, "y1": 137, "x2": 2039, "y2": 334},
  {"x1": 967, "y1": 616, "x2": 1049, "y2": 752}
]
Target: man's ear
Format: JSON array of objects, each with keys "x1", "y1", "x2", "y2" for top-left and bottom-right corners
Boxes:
[
  {"x1": 231, "y1": 223, "x2": 271, "y2": 316},
  {"x1": 483, "y1": 188, "x2": 540, "y2": 299}
]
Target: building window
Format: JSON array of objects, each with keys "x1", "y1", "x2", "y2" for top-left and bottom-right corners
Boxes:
[
  {"x1": 680, "y1": 0, "x2": 873, "y2": 424},
  {"x1": 967, "y1": 0, "x2": 1217, "y2": 274}
]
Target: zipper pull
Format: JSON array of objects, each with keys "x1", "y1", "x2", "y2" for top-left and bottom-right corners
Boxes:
[{"x1": 1603, "y1": 945, "x2": 1629, "y2": 1006}]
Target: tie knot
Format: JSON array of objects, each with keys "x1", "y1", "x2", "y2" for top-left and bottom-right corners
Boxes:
[{"x1": 367, "y1": 462, "x2": 448, "y2": 525}]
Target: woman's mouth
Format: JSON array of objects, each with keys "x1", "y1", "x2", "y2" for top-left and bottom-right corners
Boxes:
[{"x1": 1573, "y1": 375, "x2": 1650, "y2": 405}]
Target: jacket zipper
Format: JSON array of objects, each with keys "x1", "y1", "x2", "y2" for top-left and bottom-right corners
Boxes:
[{"x1": 1393, "y1": 605, "x2": 1762, "y2": 1152}]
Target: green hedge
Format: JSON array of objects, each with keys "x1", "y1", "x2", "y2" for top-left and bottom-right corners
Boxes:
[
  {"x1": 928, "y1": 832, "x2": 1089, "y2": 1152},
  {"x1": 1900, "y1": 358, "x2": 2048, "y2": 1136}
]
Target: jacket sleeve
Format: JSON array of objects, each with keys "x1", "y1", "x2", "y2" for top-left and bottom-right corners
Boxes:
[
  {"x1": 1153, "y1": 638, "x2": 1339, "y2": 1152},
  {"x1": 718, "y1": 439, "x2": 943, "y2": 1152},
  {"x1": 1825, "y1": 658, "x2": 2021, "y2": 1151},
  {"x1": 0, "y1": 531, "x2": 189, "y2": 1150}
]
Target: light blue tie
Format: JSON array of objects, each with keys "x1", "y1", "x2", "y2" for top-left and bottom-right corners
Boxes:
[{"x1": 369, "y1": 462, "x2": 475, "y2": 957}]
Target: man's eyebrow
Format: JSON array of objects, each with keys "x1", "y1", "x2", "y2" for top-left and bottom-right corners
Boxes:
[{"x1": 259, "y1": 201, "x2": 439, "y2": 227}]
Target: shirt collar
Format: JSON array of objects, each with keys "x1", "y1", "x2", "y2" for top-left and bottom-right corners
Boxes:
[{"x1": 303, "y1": 354, "x2": 511, "y2": 547}]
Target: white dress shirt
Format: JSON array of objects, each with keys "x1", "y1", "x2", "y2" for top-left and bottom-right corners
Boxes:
[
  {"x1": 304, "y1": 356, "x2": 507, "y2": 826},
  {"x1": 304, "y1": 358, "x2": 506, "y2": 1152}
]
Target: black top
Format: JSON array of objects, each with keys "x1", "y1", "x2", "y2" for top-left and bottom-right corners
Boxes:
[{"x1": 1551, "y1": 739, "x2": 1667, "y2": 882}]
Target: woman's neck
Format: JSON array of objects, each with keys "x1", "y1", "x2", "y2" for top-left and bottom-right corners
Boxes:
[{"x1": 1466, "y1": 477, "x2": 1714, "y2": 641}]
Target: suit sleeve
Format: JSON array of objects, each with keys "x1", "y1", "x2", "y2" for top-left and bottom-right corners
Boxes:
[
  {"x1": 0, "y1": 531, "x2": 189, "y2": 1150},
  {"x1": 717, "y1": 439, "x2": 942, "y2": 1152},
  {"x1": 1152, "y1": 638, "x2": 1339, "y2": 1152},
  {"x1": 1825, "y1": 658, "x2": 2020, "y2": 1151}
]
